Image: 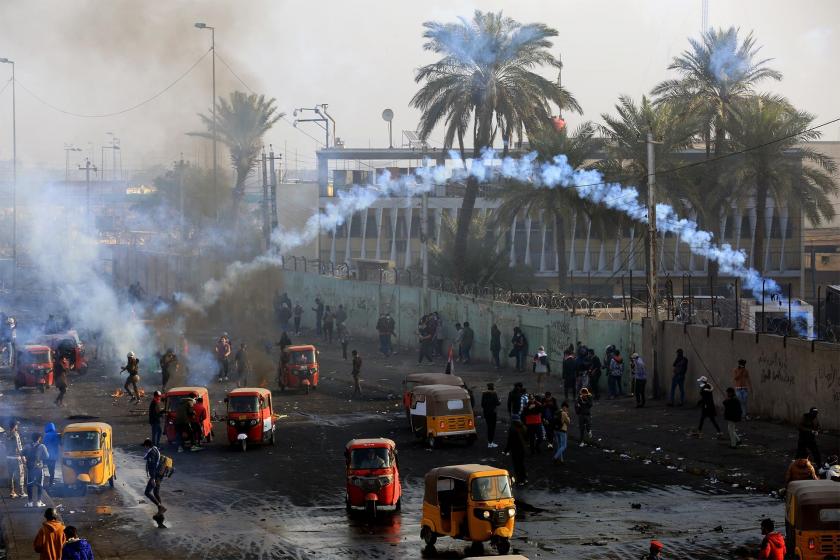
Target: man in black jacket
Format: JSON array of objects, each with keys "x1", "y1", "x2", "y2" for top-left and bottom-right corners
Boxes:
[{"x1": 481, "y1": 383, "x2": 501, "y2": 448}]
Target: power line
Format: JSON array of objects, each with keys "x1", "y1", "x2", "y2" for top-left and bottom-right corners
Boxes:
[
  {"x1": 14, "y1": 49, "x2": 211, "y2": 118},
  {"x1": 0, "y1": 78, "x2": 10, "y2": 97}
]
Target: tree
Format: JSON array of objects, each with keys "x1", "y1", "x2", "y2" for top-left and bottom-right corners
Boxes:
[
  {"x1": 190, "y1": 91, "x2": 283, "y2": 223},
  {"x1": 652, "y1": 26, "x2": 781, "y2": 157},
  {"x1": 727, "y1": 95, "x2": 838, "y2": 274},
  {"x1": 411, "y1": 10, "x2": 581, "y2": 278},
  {"x1": 492, "y1": 123, "x2": 600, "y2": 290}
]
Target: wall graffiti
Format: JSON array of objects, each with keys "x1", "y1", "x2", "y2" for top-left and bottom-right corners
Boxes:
[{"x1": 757, "y1": 351, "x2": 794, "y2": 386}]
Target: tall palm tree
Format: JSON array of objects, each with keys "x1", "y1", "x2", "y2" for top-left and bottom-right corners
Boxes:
[
  {"x1": 728, "y1": 95, "x2": 838, "y2": 274},
  {"x1": 493, "y1": 123, "x2": 600, "y2": 290},
  {"x1": 652, "y1": 26, "x2": 781, "y2": 156},
  {"x1": 190, "y1": 91, "x2": 283, "y2": 222},
  {"x1": 411, "y1": 10, "x2": 581, "y2": 276}
]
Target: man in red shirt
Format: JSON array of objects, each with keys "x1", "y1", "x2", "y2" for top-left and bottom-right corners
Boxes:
[
  {"x1": 758, "y1": 518, "x2": 786, "y2": 560},
  {"x1": 192, "y1": 396, "x2": 208, "y2": 444}
]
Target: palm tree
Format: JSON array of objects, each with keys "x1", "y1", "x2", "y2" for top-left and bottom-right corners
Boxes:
[
  {"x1": 652, "y1": 26, "x2": 781, "y2": 156},
  {"x1": 493, "y1": 123, "x2": 600, "y2": 290},
  {"x1": 190, "y1": 91, "x2": 283, "y2": 222},
  {"x1": 411, "y1": 10, "x2": 581, "y2": 277},
  {"x1": 727, "y1": 95, "x2": 838, "y2": 274}
]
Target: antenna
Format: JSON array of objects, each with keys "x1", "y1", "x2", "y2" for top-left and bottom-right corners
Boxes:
[{"x1": 382, "y1": 108, "x2": 394, "y2": 149}]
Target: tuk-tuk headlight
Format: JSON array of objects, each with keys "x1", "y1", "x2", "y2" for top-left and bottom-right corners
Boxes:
[
  {"x1": 351, "y1": 477, "x2": 362, "y2": 487},
  {"x1": 482, "y1": 510, "x2": 491, "y2": 519},
  {"x1": 250, "y1": 419, "x2": 259, "y2": 426},
  {"x1": 378, "y1": 475, "x2": 393, "y2": 486},
  {"x1": 508, "y1": 508, "x2": 516, "y2": 518},
  {"x1": 228, "y1": 420, "x2": 235, "y2": 426}
]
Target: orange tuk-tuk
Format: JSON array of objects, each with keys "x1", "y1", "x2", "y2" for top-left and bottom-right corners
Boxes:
[
  {"x1": 345, "y1": 438, "x2": 402, "y2": 517},
  {"x1": 37, "y1": 330, "x2": 87, "y2": 375},
  {"x1": 279, "y1": 345, "x2": 319, "y2": 393},
  {"x1": 164, "y1": 387, "x2": 213, "y2": 445},
  {"x1": 402, "y1": 373, "x2": 467, "y2": 412},
  {"x1": 14, "y1": 345, "x2": 54, "y2": 392},
  {"x1": 225, "y1": 387, "x2": 276, "y2": 451}
]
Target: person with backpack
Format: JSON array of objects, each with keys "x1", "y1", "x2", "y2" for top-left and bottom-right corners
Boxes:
[
  {"x1": 142, "y1": 438, "x2": 171, "y2": 517},
  {"x1": 25, "y1": 433, "x2": 49, "y2": 507}
]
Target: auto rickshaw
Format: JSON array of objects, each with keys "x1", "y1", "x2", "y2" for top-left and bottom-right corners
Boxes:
[
  {"x1": 14, "y1": 344, "x2": 54, "y2": 392},
  {"x1": 62, "y1": 422, "x2": 116, "y2": 494},
  {"x1": 345, "y1": 438, "x2": 402, "y2": 517},
  {"x1": 408, "y1": 384, "x2": 476, "y2": 448},
  {"x1": 279, "y1": 344, "x2": 319, "y2": 393},
  {"x1": 402, "y1": 373, "x2": 466, "y2": 413},
  {"x1": 164, "y1": 387, "x2": 213, "y2": 446},
  {"x1": 38, "y1": 330, "x2": 87, "y2": 375},
  {"x1": 225, "y1": 387, "x2": 276, "y2": 451},
  {"x1": 785, "y1": 480, "x2": 840, "y2": 559},
  {"x1": 421, "y1": 464, "x2": 516, "y2": 555}
]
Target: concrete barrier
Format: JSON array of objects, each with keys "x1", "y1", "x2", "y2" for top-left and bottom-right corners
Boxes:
[{"x1": 644, "y1": 320, "x2": 840, "y2": 430}]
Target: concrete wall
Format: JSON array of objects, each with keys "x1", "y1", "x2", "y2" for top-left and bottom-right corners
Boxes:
[
  {"x1": 644, "y1": 320, "x2": 840, "y2": 430},
  {"x1": 279, "y1": 270, "x2": 642, "y2": 371}
]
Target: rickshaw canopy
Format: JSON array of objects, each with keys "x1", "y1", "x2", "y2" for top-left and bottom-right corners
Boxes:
[
  {"x1": 404, "y1": 373, "x2": 464, "y2": 388},
  {"x1": 423, "y1": 464, "x2": 507, "y2": 505},
  {"x1": 411, "y1": 384, "x2": 472, "y2": 416},
  {"x1": 346, "y1": 438, "x2": 396, "y2": 450}
]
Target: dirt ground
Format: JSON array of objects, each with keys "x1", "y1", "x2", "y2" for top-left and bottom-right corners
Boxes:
[{"x1": 1, "y1": 321, "x2": 838, "y2": 560}]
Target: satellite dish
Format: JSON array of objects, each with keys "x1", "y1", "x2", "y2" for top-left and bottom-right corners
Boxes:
[{"x1": 382, "y1": 109, "x2": 394, "y2": 122}]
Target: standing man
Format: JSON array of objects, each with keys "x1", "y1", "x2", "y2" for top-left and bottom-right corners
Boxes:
[
  {"x1": 511, "y1": 327, "x2": 527, "y2": 372},
  {"x1": 631, "y1": 353, "x2": 647, "y2": 408},
  {"x1": 43, "y1": 424, "x2": 60, "y2": 488},
  {"x1": 460, "y1": 322, "x2": 474, "y2": 365},
  {"x1": 159, "y1": 349, "x2": 178, "y2": 392},
  {"x1": 722, "y1": 387, "x2": 742, "y2": 448},
  {"x1": 506, "y1": 382, "x2": 526, "y2": 421},
  {"x1": 757, "y1": 519, "x2": 786, "y2": 560},
  {"x1": 732, "y1": 359, "x2": 753, "y2": 419},
  {"x1": 148, "y1": 391, "x2": 164, "y2": 448},
  {"x1": 433, "y1": 312, "x2": 445, "y2": 357},
  {"x1": 417, "y1": 318, "x2": 434, "y2": 364},
  {"x1": 142, "y1": 439, "x2": 168, "y2": 518},
  {"x1": 668, "y1": 348, "x2": 688, "y2": 406},
  {"x1": 32, "y1": 507, "x2": 65, "y2": 560},
  {"x1": 312, "y1": 297, "x2": 324, "y2": 336},
  {"x1": 587, "y1": 348, "x2": 602, "y2": 400},
  {"x1": 338, "y1": 323, "x2": 350, "y2": 360},
  {"x1": 376, "y1": 313, "x2": 392, "y2": 357},
  {"x1": 351, "y1": 350, "x2": 362, "y2": 397},
  {"x1": 234, "y1": 343, "x2": 250, "y2": 387},
  {"x1": 490, "y1": 324, "x2": 502, "y2": 369},
  {"x1": 552, "y1": 401, "x2": 571, "y2": 464},
  {"x1": 121, "y1": 351, "x2": 141, "y2": 402},
  {"x1": 503, "y1": 421, "x2": 528, "y2": 486},
  {"x1": 215, "y1": 334, "x2": 231, "y2": 383},
  {"x1": 481, "y1": 383, "x2": 501, "y2": 448},
  {"x1": 54, "y1": 355, "x2": 69, "y2": 407},
  {"x1": 292, "y1": 302, "x2": 303, "y2": 335},
  {"x1": 697, "y1": 377, "x2": 722, "y2": 438},
  {"x1": 575, "y1": 388, "x2": 593, "y2": 447},
  {"x1": 561, "y1": 350, "x2": 577, "y2": 400},
  {"x1": 322, "y1": 306, "x2": 335, "y2": 343},
  {"x1": 6, "y1": 419, "x2": 25, "y2": 498},
  {"x1": 453, "y1": 323, "x2": 463, "y2": 362},
  {"x1": 25, "y1": 433, "x2": 49, "y2": 508},
  {"x1": 335, "y1": 304, "x2": 347, "y2": 328},
  {"x1": 797, "y1": 407, "x2": 821, "y2": 466},
  {"x1": 607, "y1": 350, "x2": 625, "y2": 399}
]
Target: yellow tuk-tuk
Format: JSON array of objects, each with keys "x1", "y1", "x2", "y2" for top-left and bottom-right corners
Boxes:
[
  {"x1": 785, "y1": 480, "x2": 840, "y2": 559},
  {"x1": 62, "y1": 422, "x2": 116, "y2": 493},
  {"x1": 408, "y1": 384, "x2": 476, "y2": 448},
  {"x1": 421, "y1": 464, "x2": 516, "y2": 555}
]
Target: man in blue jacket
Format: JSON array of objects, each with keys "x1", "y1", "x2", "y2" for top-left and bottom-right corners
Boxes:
[{"x1": 43, "y1": 423, "x2": 61, "y2": 487}]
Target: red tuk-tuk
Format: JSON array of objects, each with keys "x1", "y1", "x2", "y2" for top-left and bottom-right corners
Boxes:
[
  {"x1": 37, "y1": 330, "x2": 87, "y2": 375},
  {"x1": 345, "y1": 438, "x2": 402, "y2": 517},
  {"x1": 402, "y1": 373, "x2": 467, "y2": 413},
  {"x1": 279, "y1": 345, "x2": 319, "y2": 393},
  {"x1": 164, "y1": 387, "x2": 213, "y2": 445},
  {"x1": 225, "y1": 387, "x2": 276, "y2": 451},
  {"x1": 14, "y1": 345, "x2": 54, "y2": 392}
]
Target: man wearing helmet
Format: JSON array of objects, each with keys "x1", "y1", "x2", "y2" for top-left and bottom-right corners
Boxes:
[{"x1": 121, "y1": 351, "x2": 141, "y2": 402}]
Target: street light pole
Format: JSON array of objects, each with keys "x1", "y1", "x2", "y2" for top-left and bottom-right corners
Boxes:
[
  {"x1": 0, "y1": 58, "x2": 16, "y2": 289},
  {"x1": 195, "y1": 23, "x2": 218, "y2": 223},
  {"x1": 646, "y1": 131, "x2": 660, "y2": 398}
]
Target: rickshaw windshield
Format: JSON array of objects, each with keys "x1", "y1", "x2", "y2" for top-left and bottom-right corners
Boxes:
[
  {"x1": 471, "y1": 475, "x2": 513, "y2": 501},
  {"x1": 229, "y1": 396, "x2": 260, "y2": 413},
  {"x1": 801, "y1": 505, "x2": 840, "y2": 530},
  {"x1": 21, "y1": 351, "x2": 49, "y2": 366},
  {"x1": 350, "y1": 448, "x2": 390, "y2": 469},
  {"x1": 289, "y1": 350, "x2": 314, "y2": 365},
  {"x1": 63, "y1": 431, "x2": 101, "y2": 452}
]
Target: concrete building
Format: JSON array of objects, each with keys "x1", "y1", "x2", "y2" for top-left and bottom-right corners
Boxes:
[
  {"x1": 313, "y1": 146, "x2": 806, "y2": 297},
  {"x1": 802, "y1": 141, "x2": 840, "y2": 299}
]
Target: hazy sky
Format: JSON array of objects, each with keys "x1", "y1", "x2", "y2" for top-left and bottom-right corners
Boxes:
[{"x1": 0, "y1": 0, "x2": 837, "y2": 176}]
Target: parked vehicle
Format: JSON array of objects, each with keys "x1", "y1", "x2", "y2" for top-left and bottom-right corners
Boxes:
[
  {"x1": 408, "y1": 384, "x2": 476, "y2": 448},
  {"x1": 14, "y1": 344, "x2": 53, "y2": 392},
  {"x1": 402, "y1": 373, "x2": 466, "y2": 413},
  {"x1": 421, "y1": 464, "x2": 516, "y2": 555},
  {"x1": 785, "y1": 480, "x2": 840, "y2": 559},
  {"x1": 164, "y1": 386, "x2": 213, "y2": 445},
  {"x1": 225, "y1": 387, "x2": 276, "y2": 451},
  {"x1": 279, "y1": 345, "x2": 319, "y2": 393},
  {"x1": 344, "y1": 438, "x2": 401, "y2": 517},
  {"x1": 62, "y1": 422, "x2": 116, "y2": 495},
  {"x1": 38, "y1": 330, "x2": 87, "y2": 375}
]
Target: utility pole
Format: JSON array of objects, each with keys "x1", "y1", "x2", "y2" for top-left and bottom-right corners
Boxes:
[
  {"x1": 261, "y1": 147, "x2": 269, "y2": 250},
  {"x1": 64, "y1": 145, "x2": 81, "y2": 181},
  {"x1": 79, "y1": 158, "x2": 97, "y2": 234},
  {"x1": 646, "y1": 131, "x2": 660, "y2": 398},
  {"x1": 421, "y1": 190, "x2": 429, "y2": 314},
  {"x1": 268, "y1": 147, "x2": 280, "y2": 237}
]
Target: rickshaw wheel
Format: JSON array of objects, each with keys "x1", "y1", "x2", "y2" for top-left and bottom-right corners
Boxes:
[
  {"x1": 269, "y1": 430, "x2": 275, "y2": 446},
  {"x1": 240, "y1": 439, "x2": 247, "y2": 452},
  {"x1": 365, "y1": 500, "x2": 377, "y2": 518},
  {"x1": 468, "y1": 541, "x2": 484, "y2": 555},
  {"x1": 426, "y1": 436, "x2": 436, "y2": 449},
  {"x1": 421, "y1": 526, "x2": 437, "y2": 547},
  {"x1": 496, "y1": 538, "x2": 511, "y2": 555},
  {"x1": 345, "y1": 496, "x2": 352, "y2": 514},
  {"x1": 109, "y1": 475, "x2": 115, "y2": 488}
]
